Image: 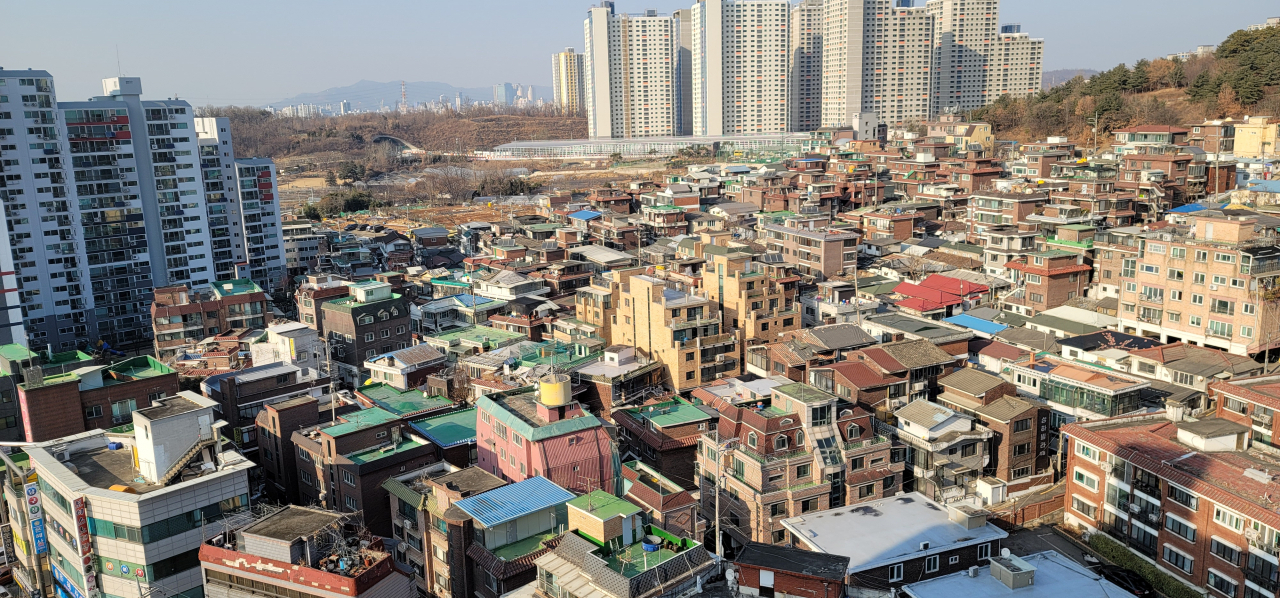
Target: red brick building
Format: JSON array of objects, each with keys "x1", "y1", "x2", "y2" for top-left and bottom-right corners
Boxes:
[
  {"x1": 151, "y1": 279, "x2": 272, "y2": 359},
  {"x1": 734, "y1": 543, "x2": 848, "y2": 598},
  {"x1": 17, "y1": 355, "x2": 177, "y2": 441},
  {"x1": 614, "y1": 398, "x2": 713, "y2": 490},
  {"x1": 936, "y1": 368, "x2": 1053, "y2": 494},
  {"x1": 1003, "y1": 249, "x2": 1092, "y2": 316}
]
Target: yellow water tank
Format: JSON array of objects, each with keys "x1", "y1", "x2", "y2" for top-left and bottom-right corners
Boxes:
[{"x1": 539, "y1": 374, "x2": 571, "y2": 407}]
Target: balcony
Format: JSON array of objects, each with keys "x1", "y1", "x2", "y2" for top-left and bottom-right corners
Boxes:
[
  {"x1": 1205, "y1": 327, "x2": 1234, "y2": 341},
  {"x1": 1246, "y1": 569, "x2": 1280, "y2": 592},
  {"x1": 842, "y1": 435, "x2": 889, "y2": 452},
  {"x1": 1254, "y1": 413, "x2": 1274, "y2": 428},
  {"x1": 1251, "y1": 538, "x2": 1280, "y2": 557},
  {"x1": 1044, "y1": 236, "x2": 1094, "y2": 249}
]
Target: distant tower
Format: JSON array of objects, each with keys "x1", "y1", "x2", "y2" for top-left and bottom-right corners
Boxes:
[{"x1": 399, "y1": 81, "x2": 407, "y2": 113}]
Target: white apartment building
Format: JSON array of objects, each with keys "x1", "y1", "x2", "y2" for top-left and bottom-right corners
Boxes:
[
  {"x1": 691, "y1": 0, "x2": 791, "y2": 136},
  {"x1": 232, "y1": 158, "x2": 285, "y2": 291},
  {"x1": 282, "y1": 219, "x2": 324, "y2": 277},
  {"x1": 584, "y1": 5, "x2": 677, "y2": 138},
  {"x1": 674, "y1": 8, "x2": 695, "y2": 136},
  {"x1": 789, "y1": 0, "x2": 824, "y2": 132},
  {"x1": 927, "y1": 1, "x2": 1042, "y2": 116},
  {"x1": 551, "y1": 47, "x2": 586, "y2": 115},
  {"x1": 26, "y1": 392, "x2": 253, "y2": 598},
  {"x1": 820, "y1": 0, "x2": 1041, "y2": 125},
  {"x1": 194, "y1": 117, "x2": 246, "y2": 284},
  {"x1": 0, "y1": 69, "x2": 75, "y2": 348}
]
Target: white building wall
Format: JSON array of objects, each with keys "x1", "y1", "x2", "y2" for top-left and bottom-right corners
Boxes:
[
  {"x1": 194, "y1": 117, "x2": 246, "y2": 283},
  {"x1": 693, "y1": 0, "x2": 790, "y2": 137},
  {"x1": 584, "y1": 7, "x2": 676, "y2": 139},
  {"x1": 234, "y1": 159, "x2": 285, "y2": 291},
  {"x1": 0, "y1": 70, "x2": 77, "y2": 348},
  {"x1": 789, "y1": 0, "x2": 824, "y2": 132}
]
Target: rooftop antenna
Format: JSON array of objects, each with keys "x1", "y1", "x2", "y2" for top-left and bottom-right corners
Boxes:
[{"x1": 115, "y1": 45, "x2": 122, "y2": 76}]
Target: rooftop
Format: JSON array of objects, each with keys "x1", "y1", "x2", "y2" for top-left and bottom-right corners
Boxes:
[
  {"x1": 774, "y1": 382, "x2": 839, "y2": 405},
  {"x1": 455, "y1": 476, "x2": 574, "y2": 528},
  {"x1": 242, "y1": 506, "x2": 343, "y2": 541},
  {"x1": 409, "y1": 408, "x2": 478, "y2": 447},
  {"x1": 324, "y1": 407, "x2": 400, "y2": 437},
  {"x1": 478, "y1": 389, "x2": 605, "y2": 441},
  {"x1": 901, "y1": 551, "x2": 1130, "y2": 598},
  {"x1": 357, "y1": 383, "x2": 452, "y2": 417},
  {"x1": 780, "y1": 493, "x2": 1007, "y2": 573},
  {"x1": 345, "y1": 438, "x2": 427, "y2": 465},
  {"x1": 1014, "y1": 355, "x2": 1148, "y2": 393},
  {"x1": 210, "y1": 278, "x2": 266, "y2": 299},
  {"x1": 734, "y1": 543, "x2": 850, "y2": 582},
  {"x1": 134, "y1": 396, "x2": 203, "y2": 420},
  {"x1": 621, "y1": 398, "x2": 712, "y2": 427},
  {"x1": 568, "y1": 490, "x2": 642, "y2": 522}
]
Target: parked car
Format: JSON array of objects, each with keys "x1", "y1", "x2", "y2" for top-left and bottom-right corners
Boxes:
[
  {"x1": 344, "y1": 224, "x2": 358, "y2": 231},
  {"x1": 1095, "y1": 565, "x2": 1153, "y2": 597}
]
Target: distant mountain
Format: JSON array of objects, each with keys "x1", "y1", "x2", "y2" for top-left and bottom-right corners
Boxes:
[
  {"x1": 1042, "y1": 69, "x2": 1099, "y2": 89},
  {"x1": 265, "y1": 80, "x2": 551, "y2": 110}
]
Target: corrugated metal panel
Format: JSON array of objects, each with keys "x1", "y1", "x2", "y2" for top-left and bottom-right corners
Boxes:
[{"x1": 454, "y1": 476, "x2": 574, "y2": 528}]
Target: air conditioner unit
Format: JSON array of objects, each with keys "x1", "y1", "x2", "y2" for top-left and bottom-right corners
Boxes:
[
  {"x1": 395, "y1": 543, "x2": 407, "y2": 553},
  {"x1": 912, "y1": 382, "x2": 927, "y2": 391},
  {"x1": 1210, "y1": 284, "x2": 1219, "y2": 291},
  {"x1": 403, "y1": 518, "x2": 417, "y2": 531}
]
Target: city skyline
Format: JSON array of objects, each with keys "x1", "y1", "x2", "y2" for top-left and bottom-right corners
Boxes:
[{"x1": 1, "y1": 0, "x2": 1274, "y2": 107}]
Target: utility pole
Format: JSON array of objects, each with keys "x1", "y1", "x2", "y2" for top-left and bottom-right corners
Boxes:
[
  {"x1": 713, "y1": 434, "x2": 739, "y2": 563},
  {"x1": 1087, "y1": 111, "x2": 1101, "y2": 157}
]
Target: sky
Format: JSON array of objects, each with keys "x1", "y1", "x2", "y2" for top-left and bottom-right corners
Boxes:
[{"x1": 2, "y1": 0, "x2": 1276, "y2": 106}]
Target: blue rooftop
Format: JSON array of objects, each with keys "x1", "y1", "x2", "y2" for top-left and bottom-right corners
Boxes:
[
  {"x1": 453, "y1": 476, "x2": 574, "y2": 528},
  {"x1": 944, "y1": 314, "x2": 1008, "y2": 335},
  {"x1": 450, "y1": 293, "x2": 494, "y2": 308},
  {"x1": 1244, "y1": 180, "x2": 1280, "y2": 194},
  {"x1": 568, "y1": 210, "x2": 602, "y2": 221},
  {"x1": 1168, "y1": 204, "x2": 1208, "y2": 214}
]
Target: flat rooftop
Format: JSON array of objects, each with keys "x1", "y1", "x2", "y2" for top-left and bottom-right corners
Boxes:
[
  {"x1": 781, "y1": 492, "x2": 1007, "y2": 573},
  {"x1": 409, "y1": 408, "x2": 478, "y2": 447},
  {"x1": 324, "y1": 407, "x2": 400, "y2": 437},
  {"x1": 135, "y1": 396, "x2": 203, "y2": 420},
  {"x1": 867, "y1": 313, "x2": 970, "y2": 340},
  {"x1": 346, "y1": 438, "x2": 427, "y2": 465},
  {"x1": 243, "y1": 506, "x2": 343, "y2": 541},
  {"x1": 902, "y1": 551, "x2": 1129, "y2": 598},
  {"x1": 621, "y1": 399, "x2": 711, "y2": 427},
  {"x1": 357, "y1": 383, "x2": 452, "y2": 417}
]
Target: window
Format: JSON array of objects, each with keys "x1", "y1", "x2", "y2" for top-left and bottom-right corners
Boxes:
[
  {"x1": 364, "y1": 332, "x2": 375, "y2": 342},
  {"x1": 978, "y1": 543, "x2": 991, "y2": 560},
  {"x1": 1013, "y1": 443, "x2": 1032, "y2": 457},
  {"x1": 342, "y1": 470, "x2": 356, "y2": 487},
  {"x1": 1073, "y1": 468, "x2": 1098, "y2": 491},
  {"x1": 771, "y1": 529, "x2": 787, "y2": 543},
  {"x1": 299, "y1": 469, "x2": 313, "y2": 486},
  {"x1": 1140, "y1": 264, "x2": 1159, "y2": 275},
  {"x1": 1215, "y1": 253, "x2": 1236, "y2": 264},
  {"x1": 1215, "y1": 507, "x2": 1244, "y2": 531},
  {"x1": 1071, "y1": 496, "x2": 1097, "y2": 519},
  {"x1": 1075, "y1": 442, "x2": 1100, "y2": 461},
  {"x1": 769, "y1": 502, "x2": 786, "y2": 517},
  {"x1": 85, "y1": 405, "x2": 102, "y2": 419},
  {"x1": 1012, "y1": 466, "x2": 1031, "y2": 479},
  {"x1": 796, "y1": 464, "x2": 810, "y2": 478},
  {"x1": 888, "y1": 564, "x2": 903, "y2": 582},
  {"x1": 858, "y1": 483, "x2": 875, "y2": 499},
  {"x1": 925, "y1": 555, "x2": 939, "y2": 573},
  {"x1": 1013, "y1": 418, "x2": 1032, "y2": 433},
  {"x1": 1168, "y1": 485, "x2": 1198, "y2": 510},
  {"x1": 747, "y1": 432, "x2": 758, "y2": 448},
  {"x1": 1208, "y1": 570, "x2": 1237, "y2": 597},
  {"x1": 847, "y1": 423, "x2": 862, "y2": 439},
  {"x1": 1163, "y1": 546, "x2": 1194, "y2": 574},
  {"x1": 774, "y1": 435, "x2": 787, "y2": 450},
  {"x1": 961, "y1": 443, "x2": 976, "y2": 457},
  {"x1": 1165, "y1": 513, "x2": 1196, "y2": 542},
  {"x1": 345, "y1": 495, "x2": 358, "y2": 510},
  {"x1": 1210, "y1": 538, "x2": 1241, "y2": 566},
  {"x1": 801, "y1": 498, "x2": 818, "y2": 513}
]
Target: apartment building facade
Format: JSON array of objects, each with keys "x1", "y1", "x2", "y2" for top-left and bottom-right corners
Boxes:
[
  {"x1": 232, "y1": 158, "x2": 286, "y2": 290},
  {"x1": 151, "y1": 279, "x2": 271, "y2": 359},
  {"x1": 1098, "y1": 214, "x2": 1280, "y2": 356},
  {"x1": 691, "y1": 0, "x2": 791, "y2": 136},
  {"x1": 193, "y1": 117, "x2": 247, "y2": 284},
  {"x1": 552, "y1": 47, "x2": 586, "y2": 115},
  {"x1": 612, "y1": 274, "x2": 741, "y2": 391},
  {"x1": 584, "y1": 5, "x2": 677, "y2": 138},
  {"x1": 789, "y1": 0, "x2": 823, "y2": 133},
  {"x1": 760, "y1": 215, "x2": 860, "y2": 280},
  {"x1": 320, "y1": 280, "x2": 412, "y2": 386},
  {"x1": 697, "y1": 381, "x2": 903, "y2": 550}
]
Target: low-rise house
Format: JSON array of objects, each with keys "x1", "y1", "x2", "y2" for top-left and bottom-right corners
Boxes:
[
  {"x1": 571, "y1": 345, "x2": 666, "y2": 416},
  {"x1": 614, "y1": 398, "x2": 714, "y2": 490},
  {"x1": 363, "y1": 344, "x2": 449, "y2": 390},
  {"x1": 937, "y1": 368, "x2": 1054, "y2": 495},
  {"x1": 902, "y1": 551, "x2": 1137, "y2": 598},
  {"x1": 620, "y1": 461, "x2": 702, "y2": 539},
  {"x1": 1129, "y1": 342, "x2": 1262, "y2": 399},
  {"x1": 843, "y1": 338, "x2": 961, "y2": 405},
  {"x1": 697, "y1": 381, "x2": 903, "y2": 551},
  {"x1": 456, "y1": 477, "x2": 576, "y2": 598},
  {"x1": 408, "y1": 407, "x2": 479, "y2": 467},
  {"x1": 151, "y1": 280, "x2": 272, "y2": 359},
  {"x1": 199, "y1": 506, "x2": 413, "y2": 598},
  {"x1": 733, "y1": 543, "x2": 849, "y2": 598},
  {"x1": 862, "y1": 313, "x2": 974, "y2": 358},
  {"x1": 893, "y1": 399, "x2": 996, "y2": 504},
  {"x1": 17, "y1": 355, "x2": 179, "y2": 441},
  {"x1": 1003, "y1": 353, "x2": 1149, "y2": 433},
  {"x1": 781, "y1": 493, "x2": 1007, "y2": 593}
]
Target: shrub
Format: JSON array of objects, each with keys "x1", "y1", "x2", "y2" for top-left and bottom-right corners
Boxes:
[{"x1": 1086, "y1": 533, "x2": 1203, "y2": 598}]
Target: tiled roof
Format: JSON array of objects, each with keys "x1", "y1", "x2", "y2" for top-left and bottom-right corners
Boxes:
[
  {"x1": 892, "y1": 282, "x2": 963, "y2": 306},
  {"x1": 875, "y1": 338, "x2": 957, "y2": 370},
  {"x1": 824, "y1": 361, "x2": 905, "y2": 389},
  {"x1": 918, "y1": 274, "x2": 989, "y2": 297},
  {"x1": 939, "y1": 368, "x2": 1006, "y2": 397},
  {"x1": 971, "y1": 395, "x2": 1037, "y2": 423}
]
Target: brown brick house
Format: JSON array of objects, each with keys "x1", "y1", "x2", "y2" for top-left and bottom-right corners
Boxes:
[
  {"x1": 936, "y1": 368, "x2": 1053, "y2": 493},
  {"x1": 614, "y1": 397, "x2": 714, "y2": 490},
  {"x1": 17, "y1": 355, "x2": 177, "y2": 441}
]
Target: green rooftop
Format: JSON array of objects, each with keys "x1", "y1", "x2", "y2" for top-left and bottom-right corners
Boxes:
[
  {"x1": 45, "y1": 350, "x2": 92, "y2": 365},
  {"x1": 644, "y1": 204, "x2": 684, "y2": 212},
  {"x1": 1028, "y1": 249, "x2": 1078, "y2": 258},
  {"x1": 491, "y1": 530, "x2": 561, "y2": 561},
  {"x1": 774, "y1": 382, "x2": 838, "y2": 404},
  {"x1": 589, "y1": 526, "x2": 699, "y2": 578},
  {"x1": 325, "y1": 407, "x2": 400, "y2": 437},
  {"x1": 410, "y1": 408, "x2": 478, "y2": 447},
  {"x1": 568, "y1": 490, "x2": 641, "y2": 521},
  {"x1": 23, "y1": 371, "x2": 80, "y2": 389},
  {"x1": 357, "y1": 383, "x2": 452, "y2": 417},
  {"x1": 1058, "y1": 224, "x2": 1096, "y2": 231},
  {"x1": 524, "y1": 223, "x2": 565, "y2": 232},
  {"x1": 0, "y1": 345, "x2": 37, "y2": 363},
  {"x1": 210, "y1": 278, "x2": 264, "y2": 299},
  {"x1": 346, "y1": 438, "x2": 427, "y2": 465},
  {"x1": 104, "y1": 356, "x2": 174, "y2": 384},
  {"x1": 323, "y1": 292, "x2": 403, "y2": 313},
  {"x1": 623, "y1": 398, "x2": 711, "y2": 428},
  {"x1": 424, "y1": 325, "x2": 524, "y2": 349}
]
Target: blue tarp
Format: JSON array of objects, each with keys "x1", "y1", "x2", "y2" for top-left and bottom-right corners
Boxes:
[{"x1": 944, "y1": 314, "x2": 1008, "y2": 335}]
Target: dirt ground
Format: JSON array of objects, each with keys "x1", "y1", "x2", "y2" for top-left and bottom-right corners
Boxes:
[
  {"x1": 322, "y1": 203, "x2": 541, "y2": 232},
  {"x1": 279, "y1": 176, "x2": 333, "y2": 190}
]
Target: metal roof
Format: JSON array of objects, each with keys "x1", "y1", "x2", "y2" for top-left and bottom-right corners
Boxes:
[
  {"x1": 454, "y1": 476, "x2": 574, "y2": 528},
  {"x1": 943, "y1": 314, "x2": 1007, "y2": 335},
  {"x1": 567, "y1": 210, "x2": 603, "y2": 221}
]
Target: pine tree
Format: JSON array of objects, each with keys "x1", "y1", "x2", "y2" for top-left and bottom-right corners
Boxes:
[
  {"x1": 1186, "y1": 72, "x2": 1214, "y2": 102},
  {"x1": 1129, "y1": 59, "x2": 1151, "y2": 92},
  {"x1": 1169, "y1": 59, "x2": 1187, "y2": 88}
]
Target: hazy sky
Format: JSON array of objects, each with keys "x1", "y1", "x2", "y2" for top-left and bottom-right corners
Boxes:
[{"x1": 2, "y1": 0, "x2": 1275, "y2": 105}]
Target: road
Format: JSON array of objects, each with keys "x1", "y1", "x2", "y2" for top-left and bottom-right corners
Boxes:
[{"x1": 1003, "y1": 524, "x2": 1092, "y2": 566}]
